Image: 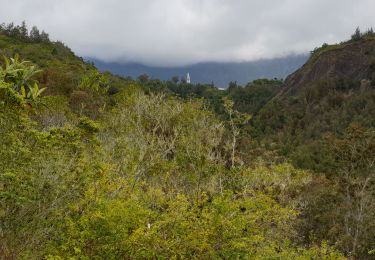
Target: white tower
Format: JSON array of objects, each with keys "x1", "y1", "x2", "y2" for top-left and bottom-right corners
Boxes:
[{"x1": 186, "y1": 73, "x2": 191, "y2": 84}]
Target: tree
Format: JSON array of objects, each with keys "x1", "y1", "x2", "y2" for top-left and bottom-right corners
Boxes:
[
  {"x1": 228, "y1": 81, "x2": 238, "y2": 91},
  {"x1": 40, "y1": 30, "x2": 49, "y2": 42},
  {"x1": 171, "y1": 75, "x2": 179, "y2": 84},
  {"x1": 223, "y1": 97, "x2": 251, "y2": 168},
  {"x1": 365, "y1": 27, "x2": 374, "y2": 36},
  {"x1": 19, "y1": 21, "x2": 28, "y2": 39},
  {"x1": 328, "y1": 125, "x2": 375, "y2": 257},
  {"x1": 351, "y1": 27, "x2": 362, "y2": 41},
  {"x1": 5, "y1": 22, "x2": 14, "y2": 35},
  {"x1": 299, "y1": 125, "x2": 375, "y2": 259},
  {"x1": 29, "y1": 26, "x2": 41, "y2": 42},
  {"x1": 137, "y1": 73, "x2": 149, "y2": 83}
]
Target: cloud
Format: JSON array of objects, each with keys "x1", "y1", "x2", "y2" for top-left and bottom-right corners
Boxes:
[{"x1": 0, "y1": 0, "x2": 374, "y2": 66}]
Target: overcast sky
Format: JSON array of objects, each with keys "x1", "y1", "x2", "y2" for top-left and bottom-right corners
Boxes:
[{"x1": 1, "y1": 0, "x2": 374, "y2": 66}]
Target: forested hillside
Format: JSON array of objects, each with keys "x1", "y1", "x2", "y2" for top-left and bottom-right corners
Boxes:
[{"x1": 0, "y1": 22, "x2": 373, "y2": 259}]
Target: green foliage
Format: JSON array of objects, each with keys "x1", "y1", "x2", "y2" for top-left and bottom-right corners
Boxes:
[
  {"x1": 79, "y1": 70, "x2": 109, "y2": 94},
  {"x1": 223, "y1": 97, "x2": 251, "y2": 167},
  {"x1": 351, "y1": 27, "x2": 362, "y2": 41},
  {"x1": 0, "y1": 54, "x2": 45, "y2": 105},
  {"x1": 0, "y1": 81, "x2": 345, "y2": 258},
  {"x1": 121, "y1": 31, "x2": 375, "y2": 259},
  {"x1": 0, "y1": 21, "x2": 50, "y2": 43},
  {"x1": 26, "y1": 82, "x2": 46, "y2": 100},
  {"x1": 0, "y1": 105, "x2": 102, "y2": 257},
  {"x1": 78, "y1": 116, "x2": 101, "y2": 133},
  {"x1": 2, "y1": 24, "x2": 368, "y2": 259},
  {"x1": 101, "y1": 87, "x2": 225, "y2": 194},
  {"x1": 351, "y1": 27, "x2": 374, "y2": 41},
  {"x1": 45, "y1": 163, "x2": 343, "y2": 259},
  {"x1": 295, "y1": 125, "x2": 375, "y2": 258},
  {"x1": 228, "y1": 79, "x2": 282, "y2": 114}
]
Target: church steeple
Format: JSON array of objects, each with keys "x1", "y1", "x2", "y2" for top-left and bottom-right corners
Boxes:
[{"x1": 186, "y1": 73, "x2": 191, "y2": 84}]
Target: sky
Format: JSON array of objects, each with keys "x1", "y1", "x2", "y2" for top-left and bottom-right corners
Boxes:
[{"x1": 1, "y1": 0, "x2": 374, "y2": 66}]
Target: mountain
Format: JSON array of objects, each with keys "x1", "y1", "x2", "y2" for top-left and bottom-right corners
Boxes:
[
  {"x1": 89, "y1": 54, "x2": 308, "y2": 87},
  {"x1": 251, "y1": 34, "x2": 375, "y2": 171}
]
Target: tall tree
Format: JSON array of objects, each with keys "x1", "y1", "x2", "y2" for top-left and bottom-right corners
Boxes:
[{"x1": 29, "y1": 26, "x2": 41, "y2": 42}]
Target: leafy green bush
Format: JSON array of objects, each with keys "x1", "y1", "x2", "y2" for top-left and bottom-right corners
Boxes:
[{"x1": 0, "y1": 54, "x2": 45, "y2": 105}]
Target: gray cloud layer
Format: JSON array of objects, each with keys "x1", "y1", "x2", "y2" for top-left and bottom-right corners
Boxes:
[{"x1": 1, "y1": 0, "x2": 374, "y2": 66}]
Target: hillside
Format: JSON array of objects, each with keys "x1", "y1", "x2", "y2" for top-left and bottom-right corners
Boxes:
[
  {"x1": 152, "y1": 32, "x2": 375, "y2": 259},
  {"x1": 283, "y1": 36, "x2": 375, "y2": 95},
  {"x1": 252, "y1": 34, "x2": 375, "y2": 161},
  {"x1": 247, "y1": 36, "x2": 375, "y2": 259},
  {"x1": 1, "y1": 23, "x2": 374, "y2": 259},
  {"x1": 0, "y1": 23, "x2": 351, "y2": 259}
]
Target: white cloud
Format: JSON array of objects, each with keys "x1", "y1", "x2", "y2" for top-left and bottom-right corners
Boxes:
[{"x1": 1, "y1": 0, "x2": 374, "y2": 66}]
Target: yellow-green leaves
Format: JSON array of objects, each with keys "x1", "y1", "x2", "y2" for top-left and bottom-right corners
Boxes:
[
  {"x1": 101, "y1": 89, "x2": 224, "y2": 194},
  {"x1": 78, "y1": 116, "x2": 100, "y2": 134},
  {"x1": 0, "y1": 54, "x2": 45, "y2": 105},
  {"x1": 223, "y1": 96, "x2": 251, "y2": 168},
  {"x1": 27, "y1": 82, "x2": 46, "y2": 101},
  {"x1": 0, "y1": 85, "x2": 346, "y2": 259},
  {"x1": 79, "y1": 70, "x2": 108, "y2": 94}
]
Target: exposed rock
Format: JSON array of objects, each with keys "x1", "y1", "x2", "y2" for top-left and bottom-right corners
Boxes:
[{"x1": 282, "y1": 37, "x2": 375, "y2": 95}]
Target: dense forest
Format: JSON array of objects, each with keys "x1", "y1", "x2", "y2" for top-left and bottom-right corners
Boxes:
[{"x1": 0, "y1": 22, "x2": 374, "y2": 259}]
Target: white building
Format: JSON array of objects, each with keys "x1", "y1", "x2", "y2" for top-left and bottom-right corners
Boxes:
[{"x1": 186, "y1": 73, "x2": 191, "y2": 84}]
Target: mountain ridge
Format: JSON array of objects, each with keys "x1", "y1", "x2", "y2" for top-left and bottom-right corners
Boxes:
[{"x1": 90, "y1": 54, "x2": 308, "y2": 87}]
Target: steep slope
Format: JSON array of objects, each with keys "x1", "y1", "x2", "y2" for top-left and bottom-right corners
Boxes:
[
  {"x1": 0, "y1": 29, "x2": 132, "y2": 118},
  {"x1": 282, "y1": 36, "x2": 375, "y2": 95},
  {"x1": 0, "y1": 32, "x2": 94, "y2": 96},
  {"x1": 252, "y1": 35, "x2": 375, "y2": 171},
  {"x1": 245, "y1": 36, "x2": 375, "y2": 259}
]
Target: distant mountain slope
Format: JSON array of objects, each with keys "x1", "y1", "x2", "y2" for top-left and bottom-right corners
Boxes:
[{"x1": 89, "y1": 54, "x2": 308, "y2": 87}]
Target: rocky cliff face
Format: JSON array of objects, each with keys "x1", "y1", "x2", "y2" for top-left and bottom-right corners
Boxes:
[{"x1": 282, "y1": 37, "x2": 375, "y2": 95}]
